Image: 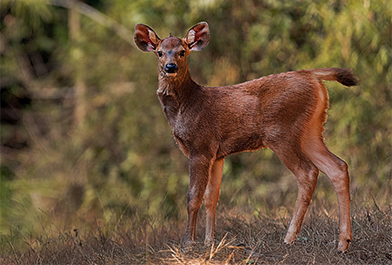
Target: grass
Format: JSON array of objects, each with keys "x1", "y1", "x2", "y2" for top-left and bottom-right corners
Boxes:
[{"x1": 1, "y1": 204, "x2": 391, "y2": 264}]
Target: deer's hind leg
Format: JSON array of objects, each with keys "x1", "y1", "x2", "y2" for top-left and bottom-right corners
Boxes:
[
  {"x1": 269, "y1": 142, "x2": 320, "y2": 246},
  {"x1": 301, "y1": 85, "x2": 352, "y2": 252},
  {"x1": 302, "y1": 137, "x2": 352, "y2": 252}
]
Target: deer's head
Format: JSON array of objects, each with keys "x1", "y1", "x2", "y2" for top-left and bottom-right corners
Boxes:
[{"x1": 134, "y1": 22, "x2": 210, "y2": 80}]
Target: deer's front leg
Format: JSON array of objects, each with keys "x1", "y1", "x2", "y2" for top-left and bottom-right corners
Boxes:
[
  {"x1": 184, "y1": 156, "x2": 212, "y2": 247},
  {"x1": 204, "y1": 158, "x2": 224, "y2": 245}
]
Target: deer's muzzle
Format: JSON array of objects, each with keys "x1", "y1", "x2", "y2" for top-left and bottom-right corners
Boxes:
[{"x1": 165, "y1": 63, "x2": 178, "y2": 74}]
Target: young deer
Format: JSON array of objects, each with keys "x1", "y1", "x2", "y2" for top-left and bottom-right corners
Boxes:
[{"x1": 134, "y1": 22, "x2": 358, "y2": 252}]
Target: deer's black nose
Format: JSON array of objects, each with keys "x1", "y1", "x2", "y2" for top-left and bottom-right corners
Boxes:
[{"x1": 165, "y1": 63, "x2": 178, "y2": 73}]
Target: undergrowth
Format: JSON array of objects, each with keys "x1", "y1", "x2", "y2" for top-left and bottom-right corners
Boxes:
[{"x1": 1, "y1": 205, "x2": 391, "y2": 264}]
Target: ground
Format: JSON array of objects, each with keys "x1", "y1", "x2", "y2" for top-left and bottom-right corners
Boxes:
[{"x1": 1, "y1": 206, "x2": 391, "y2": 264}]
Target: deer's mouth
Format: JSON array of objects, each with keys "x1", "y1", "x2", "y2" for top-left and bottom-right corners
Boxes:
[{"x1": 166, "y1": 72, "x2": 177, "y2": 77}]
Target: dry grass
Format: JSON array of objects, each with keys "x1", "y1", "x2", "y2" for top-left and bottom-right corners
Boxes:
[{"x1": 1, "y1": 206, "x2": 391, "y2": 265}]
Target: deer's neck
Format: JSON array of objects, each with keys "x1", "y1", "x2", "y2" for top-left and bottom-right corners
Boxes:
[
  {"x1": 157, "y1": 69, "x2": 200, "y2": 101},
  {"x1": 157, "y1": 68, "x2": 202, "y2": 129}
]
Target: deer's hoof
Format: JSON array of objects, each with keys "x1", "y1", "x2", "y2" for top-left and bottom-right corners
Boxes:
[
  {"x1": 182, "y1": 240, "x2": 196, "y2": 252},
  {"x1": 283, "y1": 234, "x2": 297, "y2": 245},
  {"x1": 338, "y1": 239, "x2": 351, "y2": 252},
  {"x1": 204, "y1": 238, "x2": 215, "y2": 246}
]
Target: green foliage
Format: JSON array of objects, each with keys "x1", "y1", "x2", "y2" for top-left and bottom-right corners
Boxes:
[{"x1": 1, "y1": 0, "x2": 391, "y2": 245}]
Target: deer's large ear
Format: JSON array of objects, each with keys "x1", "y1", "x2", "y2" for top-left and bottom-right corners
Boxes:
[
  {"x1": 134, "y1": 24, "x2": 161, "y2": 52},
  {"x1": 185, "y1": 22, "x2": 210, "y2": 51}
]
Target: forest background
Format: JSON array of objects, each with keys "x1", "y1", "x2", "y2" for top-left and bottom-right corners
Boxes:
[{"x1": 0, "y1": 0, "x2": 391, "y2": 261}]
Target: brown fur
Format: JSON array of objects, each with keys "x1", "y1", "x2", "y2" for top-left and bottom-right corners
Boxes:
[{"x1": 134, "y1": 22, "x2": 358, "y2": 252}]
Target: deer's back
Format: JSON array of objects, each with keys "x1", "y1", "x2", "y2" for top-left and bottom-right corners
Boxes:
[{"x1": 170, "y1": 70, "x2": 323, "y2": 158}]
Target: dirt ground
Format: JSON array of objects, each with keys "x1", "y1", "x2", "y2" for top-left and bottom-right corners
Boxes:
[{"x1": 1, "y1": 206, "x2": 391, "y2": 264}]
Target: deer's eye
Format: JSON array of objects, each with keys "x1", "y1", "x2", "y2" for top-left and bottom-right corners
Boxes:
[
  {"x1": 180, "y1": 50, "x2": 185, "y2": 57},
  {"x1": 157, "y1": 51, "x2": 163, "y2": 57}
]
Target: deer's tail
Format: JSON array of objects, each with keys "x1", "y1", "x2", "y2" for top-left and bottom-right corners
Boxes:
[{"x1": 310, "y1": 68, "x2": 359, "y2": 87}]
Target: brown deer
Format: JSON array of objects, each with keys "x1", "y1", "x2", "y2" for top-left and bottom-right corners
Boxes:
[{"x1": 134, "y1": 22, "x2": 358, "y2": 252}]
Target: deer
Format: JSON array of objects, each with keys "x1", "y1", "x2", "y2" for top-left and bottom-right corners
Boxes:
[{"x1": 134, "y1": 21, "x2": 358, "y2": 252}]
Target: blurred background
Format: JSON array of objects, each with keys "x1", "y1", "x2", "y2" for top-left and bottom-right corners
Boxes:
[{"x1": 1, "y1": 0, "x2": 391, "y2": 243}]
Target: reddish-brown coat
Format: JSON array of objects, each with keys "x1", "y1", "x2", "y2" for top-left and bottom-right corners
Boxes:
[{"x1": 134, "y1": 22, "x2": 358, "y2": 252}]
